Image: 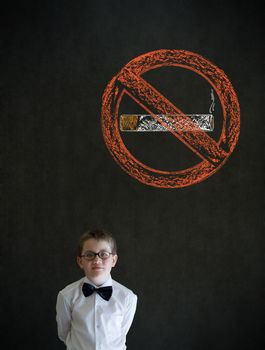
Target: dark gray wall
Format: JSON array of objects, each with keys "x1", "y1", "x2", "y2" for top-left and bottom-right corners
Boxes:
[{"x1": 2, "y1": 1, "x2": 264, "y2": 349}]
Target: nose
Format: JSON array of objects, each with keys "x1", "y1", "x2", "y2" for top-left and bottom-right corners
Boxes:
[{"x1": 93, "y1": 255, "x2": 102, "y2": 264}]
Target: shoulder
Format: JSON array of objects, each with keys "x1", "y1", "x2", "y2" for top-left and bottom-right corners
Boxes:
[
  {"x1": 112, "y1": 279, "x2": 137, "y2": 301},
  {"x1": 58, "y1": 277, "x2": 84, "y2": 299}
]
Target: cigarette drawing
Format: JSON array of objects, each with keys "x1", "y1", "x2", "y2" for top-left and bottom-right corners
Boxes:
[{"x1": 120, "y1": 114, "x2": 214, "y2": 132}]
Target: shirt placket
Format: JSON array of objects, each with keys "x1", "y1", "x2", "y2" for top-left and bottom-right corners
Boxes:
[{"x1": 94, "y1": 293, "x2": 103, "y2": 350}]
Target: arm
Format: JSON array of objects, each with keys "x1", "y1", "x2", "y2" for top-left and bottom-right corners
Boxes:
[
  {"x1": 122, "y1": 292, "x2": 138, "y2": 336},
  {"x1": 56, "y1": 292, "x2": 72, "y2": 343}
]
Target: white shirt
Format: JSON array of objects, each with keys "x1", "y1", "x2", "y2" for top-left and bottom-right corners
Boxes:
[{"x1": 56, "y1": 276, "x2": 137, "y2": 350}]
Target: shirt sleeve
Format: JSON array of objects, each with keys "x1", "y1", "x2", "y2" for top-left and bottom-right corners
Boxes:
[
  {"x1": 122, "y1": 292, "x2": 138, "y2": 336},
  {"x1": 56, "y1": 291, "x2": 72, "y2": 343}
]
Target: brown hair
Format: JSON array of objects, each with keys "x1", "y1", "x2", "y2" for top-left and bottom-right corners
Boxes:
[{"x1": 77, "y1": 229, "x2": 117, "y2": 256}]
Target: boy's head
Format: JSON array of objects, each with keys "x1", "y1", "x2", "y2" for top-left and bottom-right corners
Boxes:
[{"x1": 77, "y1": 229, "x2": 118, "y2": 286}]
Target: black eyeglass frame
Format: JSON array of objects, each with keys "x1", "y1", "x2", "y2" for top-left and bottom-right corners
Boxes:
[{"x1": 80, "y1": 250, "x2": 114, "y2": 261}]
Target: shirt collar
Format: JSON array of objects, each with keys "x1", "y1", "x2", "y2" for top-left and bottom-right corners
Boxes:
[{"x1": 83, "y1": 275, "x2": 113, "y2": 288}]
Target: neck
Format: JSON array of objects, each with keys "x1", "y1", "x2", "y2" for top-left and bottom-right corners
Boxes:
[{"x1": 86, "y1": 275, "x2": 111, "y2": 287}]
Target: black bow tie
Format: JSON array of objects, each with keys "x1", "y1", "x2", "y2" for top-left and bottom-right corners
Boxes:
[{"x1": 82, "y1": 283, "x2": 113, "y2": 301}]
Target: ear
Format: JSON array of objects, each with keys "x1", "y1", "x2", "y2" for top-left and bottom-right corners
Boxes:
[
  {"x1": 77, "y1": 256, "x2": 83, "y2": 269},
  {"x1": 112, "y1": 254, "x2": 118, "y2": 268}
]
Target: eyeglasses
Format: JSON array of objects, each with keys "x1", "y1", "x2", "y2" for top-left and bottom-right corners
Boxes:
[{"x1": 80, "y1": 250, "x2": 114, "y2": 261}]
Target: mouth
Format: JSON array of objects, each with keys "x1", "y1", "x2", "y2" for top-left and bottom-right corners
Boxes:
[{"x1": 92, "y1": 266, "x2": 104, "y2": 271}]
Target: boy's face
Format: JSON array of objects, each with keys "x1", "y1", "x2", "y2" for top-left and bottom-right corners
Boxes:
[{"x1": 77, "y1": 238, "x2": 118, "y2": 286}]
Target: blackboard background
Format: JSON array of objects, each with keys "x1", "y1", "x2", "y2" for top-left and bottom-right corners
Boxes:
[{"x1": 2, "y1": 1, "x2": 264, "y2": 349}]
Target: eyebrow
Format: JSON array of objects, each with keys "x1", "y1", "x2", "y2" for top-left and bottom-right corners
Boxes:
[{"x1": 83, "y1": 249, "x2": 110, "y2": 253}]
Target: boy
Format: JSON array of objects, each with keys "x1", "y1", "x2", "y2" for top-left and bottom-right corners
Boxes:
[{"x1": 56, "y1": 229, "x2": 137, "y2": 350}]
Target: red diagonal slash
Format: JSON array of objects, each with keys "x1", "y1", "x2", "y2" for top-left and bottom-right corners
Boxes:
[{"x1": 118, "y1": 67, "x2": 227, "y2": 166}]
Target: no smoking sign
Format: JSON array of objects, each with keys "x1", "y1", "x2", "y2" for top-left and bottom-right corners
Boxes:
[{"x1": 101, "y1": 49, "x2": 240, "y2": 188}]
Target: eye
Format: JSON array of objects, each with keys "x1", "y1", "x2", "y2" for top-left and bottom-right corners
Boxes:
[
  {"x1": 99, "y1": 251, "x2": 111, "y2": 259},
  {"x1": 83, "y1": 252, "x2": 95, "y2": 260}
]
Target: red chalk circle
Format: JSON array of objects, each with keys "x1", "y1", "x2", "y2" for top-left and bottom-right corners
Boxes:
[{"x1": 101, "y1": 49, "x2": 240, "y2": 188}]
